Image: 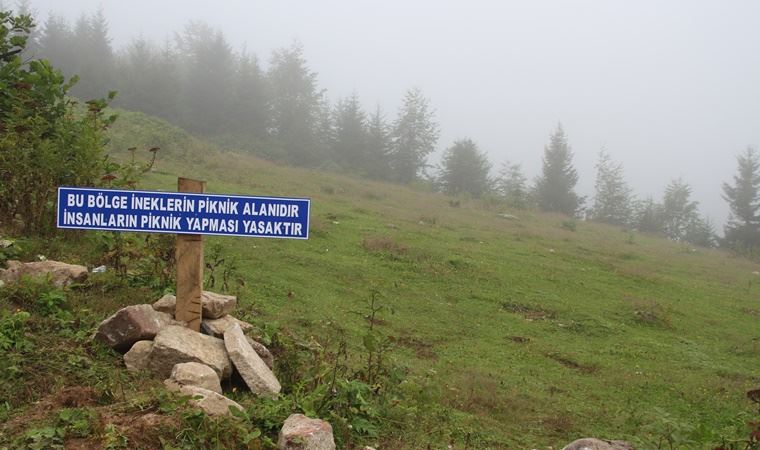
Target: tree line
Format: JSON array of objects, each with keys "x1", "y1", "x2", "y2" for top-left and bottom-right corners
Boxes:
[
  {"x1": 12, "y1": 6, "x2": 760, "y2": 253},
  {"x1": 18, "y1": 8, "x2": 438, "y2": 183},
  {"x1": 440, "y1": 124, "x2": 759, "y2": 253}
]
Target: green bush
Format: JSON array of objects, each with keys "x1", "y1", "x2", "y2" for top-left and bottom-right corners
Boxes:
[{"x1": 0, "y1": 10, "x2": 117, "y2": 235}]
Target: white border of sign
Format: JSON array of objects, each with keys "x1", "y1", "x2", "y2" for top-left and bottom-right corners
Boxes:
[{"x1": 56, "y1": 186, "x2": 311, "y2": 240}]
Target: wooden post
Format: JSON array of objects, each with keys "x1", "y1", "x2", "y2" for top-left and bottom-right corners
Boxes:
[{"x1": 176, "y1": 177, "x2": 205, "y2": 331}]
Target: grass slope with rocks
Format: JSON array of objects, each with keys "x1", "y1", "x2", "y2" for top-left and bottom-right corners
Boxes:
[{"x1": 2, "y1": 109, "x2": 760, "y2": 449}]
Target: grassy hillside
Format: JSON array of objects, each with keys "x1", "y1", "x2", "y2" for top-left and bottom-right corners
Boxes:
[{"x1": 2, "y1": 110, "x2": 760, "y2": 449}]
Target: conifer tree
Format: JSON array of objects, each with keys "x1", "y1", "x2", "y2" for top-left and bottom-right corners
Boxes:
[
  {"x1": 685, "y1": 215, "x2": 717, "y2": 248},
  {"x1": 497, "y1": 161, "x2": 529, "y2": 209},
  {"x1": 661, "y1": 178, "x2": 698, "y2": 242},
  {"x1": 332, "y1": 92, "x2": 368, "y2": 170},
  {"x1": 229, "y1": 49, "x2": 268, "y2": 136},
  {"x1": 590, "y1": 149, "x2": 633, "y2": 226},
  {"x1": 534, "y1": 124, "x2": 583, "y2": 216},
  {"x1": 390, "y1": 87, "x2": 439, "y2": 183},
  {"x1": 722, "y1": 147, "x2": 760, "y2": 251},
  {"x1": 175, "y1": 21, "x2": 234, "y2": 134},
  {"x1": 634, "y1": 197, "x2": 665, "y2": 234},
  {"x1": 439, "y1": 138, "x2": 492, "y2": 197},
  {"x1": 364, "y1": 106, "x2": 393, "y2": 180},
  {"x1": 267, "y1": 43, "x2": 323, "y2": 166}
]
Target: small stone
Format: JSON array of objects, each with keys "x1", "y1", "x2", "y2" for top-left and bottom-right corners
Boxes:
[
  {"x1": 152, "y1": 294, "x2": 176, "y2": 315},
  {"x1": 166, "y1": 362, "x2": 222, "y2": 394},
  {"x1": 201, "y1": 315, "x2": 253, "y2": 338},
  {"x1": 94, "y1": 305, "x2": 173, "y2": 351},
  {"x1": 278, "y1": 414, "x2": 335, "y2": 450},
  {"x1": 201, "y1": 291, "x2": 237, "y2": 319},
  {"x1": 246, "y1": 336, "x2": 275, "y2": 370},
  {"x1": 149, "y1": 325, "x2": 232, "y2": 379},
  {"x1": 562, "y1": 438, "x2": 634, "y2": 450},
  {"x1": 0, "y1": 260, "x2": 87, "y2": 288},
  {"x1": 124, "y1": 340, "x2": 153, "y2": 372},
  {"x1": 179, "y1": 385, "x2": 242, "y2": 417},
  {"x1": 224, "y1": 323, "x2": 281, "y2": 396}
]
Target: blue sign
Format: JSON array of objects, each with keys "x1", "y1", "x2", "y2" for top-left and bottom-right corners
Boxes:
[{"x1": 57, "y1": 187, "x2": 310, "y2": 239}]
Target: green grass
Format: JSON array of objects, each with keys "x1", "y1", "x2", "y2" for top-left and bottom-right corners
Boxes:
[{"x1": 2, "y1": 110, "x2": 760, "y2": 449}]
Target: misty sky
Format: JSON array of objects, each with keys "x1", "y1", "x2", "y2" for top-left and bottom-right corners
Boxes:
[{"x1": 20, "y1": 0, "x2": 760, "y2": 227}]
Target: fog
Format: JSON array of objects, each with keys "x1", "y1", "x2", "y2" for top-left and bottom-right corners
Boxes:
[{"x1": 23, "y1": 0, "x2": 760, "y2": 227}]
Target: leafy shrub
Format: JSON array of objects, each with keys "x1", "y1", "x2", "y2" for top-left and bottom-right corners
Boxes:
[
  {"x1": 0, "y1": 310, "x2": 32, "y2": 352},
  {"x1": 0, "y1": 276, "x2": 67, "y2": 317},
  {"x1": 0, "y1": 11, "x2": 119, "y2": 235}
]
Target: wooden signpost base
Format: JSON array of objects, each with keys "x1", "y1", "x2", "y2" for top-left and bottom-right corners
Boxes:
[{"x1": 175, "y1": 178, "x2": 205, "y2": 331}]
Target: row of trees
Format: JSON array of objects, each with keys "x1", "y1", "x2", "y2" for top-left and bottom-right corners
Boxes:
[
  {"x1": 20, "y1": 9, "x2": 440, "y2": 183},
  {"x1": 437, "y1": 124, "x2": 760, "y2": 251}
]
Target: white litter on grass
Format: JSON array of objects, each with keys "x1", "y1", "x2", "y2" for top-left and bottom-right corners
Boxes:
[
  {"x1": 92, "y1": 265, "x2": 107, "y2": 273},
  {"x1": 36, "y1": 254, "x2": 46, "y2": 261}
]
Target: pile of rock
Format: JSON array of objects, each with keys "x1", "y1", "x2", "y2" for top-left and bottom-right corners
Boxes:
[
  {"x1": 93, "y1": 291, "x2": 280, "y2": 415},
  {"x1": 93, "y1": 291, "x2": 337, "y2": 448}
]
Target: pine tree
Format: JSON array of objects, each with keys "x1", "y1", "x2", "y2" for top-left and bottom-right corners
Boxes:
[
  {"x1": 590, "y1": 149, "x2": 633, "y2": 226},
  {"x1": 332, "y1": 92, "x2": 368, "y2": 170},
  {"x1": 534, "y1": 124, "x2": 583, "y2": 216},
  {"x1": 390, "y1": 87, "x2": 439, "y2": 183},
  {"x1": 661, "y1": 178, "x2": 698, "y2": 242},
  {"x1": 175, "y1": 21, "x2": 234, "y2": 134},
  {"x1": 634, "y1": 197, "x2": 665, "y2": 234},
  {"x1": 685, "y1": 215, "x2": 717, "y2": 248},
  {"x1": 722, "y1": 147, "x2": 760, "y2": 251},
  {"x1": 364, "y1": 106, "x2": 392, "y2": 180},
  {"x1": 37, "y1": 12, "x2": 73, "y2": 74},
  {"x1": 228, "y1": 49, "x2": 268, "y2": 137},
  {"x1": 497, "y1": 161, "x2": 529, "y2": 209},
  {"x1": 267, "y1": 43, "x2": 323, "y2": 166},
  {"x1": 439, "y1": 138, "x2": 492, "y2": 197},
  {"x1": 72, "y1": 8, "x2": 113, "y2": 100},
  {"x1": 115, "y1": 37, "x2": 181, "y2": 122}
]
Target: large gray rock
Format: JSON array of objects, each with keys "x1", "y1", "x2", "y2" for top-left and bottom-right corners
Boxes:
[
  {"x1": 562, "y1": 438, "x2": 634, "y2": 450},
  {"x1": 201, "y1": 315, "x2": 253, "y2": 338},
  {"x1": 179, "y1": 385, "x2": 242, "y2": 417},
  {"x1": 94, "y1": 305, "x2": 173, "y2": 351},
  {"x1": 152, "y1": 294, "x2": 176, "y2": 315},
  {"x1": 123, "y1": 340, "x2": 153, "y2": 372},
  {"x1": 151, "y1": 291, "x2": 236, "y2": 320},
  {"x1": 201, "y1": 291, "x2": 236, "y2": 319},
  {"x1": 164, "y1": 362, "x2": 222, "y2": 394},
  {"x1": 224, "y1": 323, "x2": 281, "y2": 396},
  {"x1": 0, "y1": 260, "x2": 87, "y2": 288},
  {"x1": 246, "y1": 336, "x2": 275, "y2": 370},
  {"x1": 149, "y1": 325, "x2": 232, "y2": 379},
  {"x1": 278, "y1": 414, "x2": 335, "y2": 450}
]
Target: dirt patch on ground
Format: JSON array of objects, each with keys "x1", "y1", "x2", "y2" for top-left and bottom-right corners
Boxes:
[
  {"x1": 102, "y1": 411, "x2": 178, "y2": 450},
  {"x1": 391, "y1": 335, "x2": 437, "y2": 359},
  {"x1": 545, "y1": 352, "x2": 597, "y2": 374},
  {"x1": 56, "y1": 386, "x2": 99, "y2": 408},
  {"x1": 2, "y1": 386, "x2": 99, "y2": 433},
  {"x1": 501, "y1": 301, "x2": 556, "y2": 321}
]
